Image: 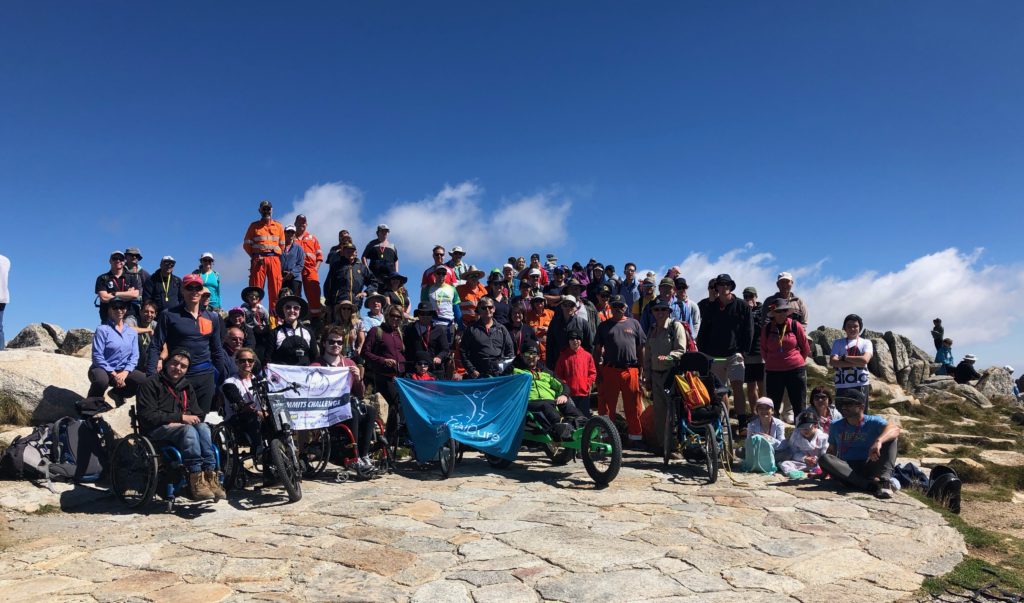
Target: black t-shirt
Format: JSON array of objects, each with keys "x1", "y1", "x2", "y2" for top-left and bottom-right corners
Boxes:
[
  {"x1": 596, "y1": 317, "x2": 646, "y2": 367},
  {"x1": 361, "y1": 239, "x2": 399, "y2": 279},
  {"x1": 94, "y1": 271, "x2": 141, "y2": 321}
]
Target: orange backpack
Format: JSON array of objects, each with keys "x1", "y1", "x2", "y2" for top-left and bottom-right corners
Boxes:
[{"x1": 674, "y1": 371, "x2": 710, "y2": 410}]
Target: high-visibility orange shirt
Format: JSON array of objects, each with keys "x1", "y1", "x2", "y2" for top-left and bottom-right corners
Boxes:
[
  {"x1": 295, "y1": 231, "x2": 323, "y2": 276},
  {"x1": 456, "y1": 282, "x2": 488, "y2": 304},
  {"x1": 243, "y1": 220, "x2": 286, "y2": 256},
  {"x1": 527, "y1": 306, "x2": 554, "y2": 361}
]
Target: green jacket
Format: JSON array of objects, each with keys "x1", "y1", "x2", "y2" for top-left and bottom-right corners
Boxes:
[{"x1": 513, "y1": 367, "x2": 564, "y2": 401}]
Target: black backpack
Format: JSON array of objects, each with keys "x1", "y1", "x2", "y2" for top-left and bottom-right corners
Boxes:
[{"x1": 0, "y1": 417, "x2": 109, "y2": 485}]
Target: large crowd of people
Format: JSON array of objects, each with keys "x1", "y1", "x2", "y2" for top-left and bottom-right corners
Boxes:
[{"x1": 80, "y1": 200, "x2": 979, "y2": 500}]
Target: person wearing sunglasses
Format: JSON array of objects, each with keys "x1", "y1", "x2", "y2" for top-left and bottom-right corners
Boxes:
[
  {"x1": 363, "y1": 308, "x2": 407, "y2": 441},
  {"x1": 460, "y1": 297, "x2": 514, "y2": 379},
  {"x1": 643, "y1": 299, "x2": 690, "y2": 453},
  {"x1": 142, "y1": 255, "x2": 183, "y2": 314},
  {"x1": 221, "y1": 347, "x2": 265, "y2": 459},
  {"x1": 192, "y1": 252, "x2": 222, "y2": 311},
  {"x1": 95, "y1": 250, "x2": 142, "y2": 323},
  {"x1": 145, "y1": 273, "x2": 228, "y2": 416},
  {"x1": 312, "y1": 326, "x2": 379, "y2": 478},
  {"x1": 270, "y1": 295, "x2": 317, "y2": 366},
  {"x1": 87, "y1": 298, "x2": 148, "y2": 404},
  {"x1": 420, "y1": 245, "x2": 457, "y2": 289}
]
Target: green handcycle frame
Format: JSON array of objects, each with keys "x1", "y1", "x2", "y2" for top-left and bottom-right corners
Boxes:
[{"x1": 485, "y1": 412, "x2": 623, "y2": 487}]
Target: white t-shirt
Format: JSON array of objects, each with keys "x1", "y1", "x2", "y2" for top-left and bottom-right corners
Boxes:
[
  {"x1": 0, "y1": 255, "x2": 9, "y2": 303},
  {"x1": 830, "y1": 337, "x2": 873, "y2": 389}
]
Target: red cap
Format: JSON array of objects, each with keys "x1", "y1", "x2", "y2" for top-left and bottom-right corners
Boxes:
[{"x1": 182, "y1": 274, "x2": 203, "y2": 288}]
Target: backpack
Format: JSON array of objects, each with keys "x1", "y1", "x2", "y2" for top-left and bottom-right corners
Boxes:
[
  {"x1": 0, "y1": 417, "x2": 108, "y2": 485},
  {"x1": 741, "y1": 434, "x2": 777, "y2": 474},
  {"x1": 674, "y1": 371, "x2": 710, "y2": 410}
]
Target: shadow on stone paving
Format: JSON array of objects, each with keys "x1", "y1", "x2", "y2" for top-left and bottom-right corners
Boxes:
[
  {"x1": 225, "y1": 487, "x2": 299, "y2": 511},
  {"x1": 388, "y1": 453, "x2": 606, "y2": 490},
  {"x1": 60, "y1": 486, "x2": 218, "y2": 519}
]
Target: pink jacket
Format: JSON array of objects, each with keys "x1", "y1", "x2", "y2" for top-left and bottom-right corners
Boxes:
[{"x1": 759, "y1": 318, "x2": 810, "y2": 372}]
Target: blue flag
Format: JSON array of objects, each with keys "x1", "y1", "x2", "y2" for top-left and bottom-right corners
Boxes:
[{"x1": 396, "y1": 373, "x2": 531, "y2": 463}]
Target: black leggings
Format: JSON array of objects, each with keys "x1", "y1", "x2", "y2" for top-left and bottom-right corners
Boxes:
[
  {"x1": 528, "y1": 399, "x2": 583, "y2": 431},
  {"x1": 343, "y1": 400, "x2": 379, "y2": 457},
  {"x1": 765, "y1": 367, "x2": 807, "y2": 416}
]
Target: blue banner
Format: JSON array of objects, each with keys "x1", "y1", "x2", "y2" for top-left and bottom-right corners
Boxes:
[{"x1": 396, "y1": 374, "x2": 531, "y2": 463}]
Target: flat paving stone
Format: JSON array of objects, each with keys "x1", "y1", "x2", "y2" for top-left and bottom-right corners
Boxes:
[{"x1": 0, "y1": 450, "x2": 964, "y2": 602}]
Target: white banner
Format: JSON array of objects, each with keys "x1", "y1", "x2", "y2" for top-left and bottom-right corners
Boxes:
[{"x1": 265, "y1": 364, "x2": 354, "y2": 430}]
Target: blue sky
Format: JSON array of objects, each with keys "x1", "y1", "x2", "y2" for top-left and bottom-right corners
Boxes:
[{"x1": 2, "y1": 2, "x2": 1023, "y2": 369}]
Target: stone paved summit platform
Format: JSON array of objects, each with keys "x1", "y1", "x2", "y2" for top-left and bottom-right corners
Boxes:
[{"x1": 0, "y1": 451, "x2": 964, "y2": 602}]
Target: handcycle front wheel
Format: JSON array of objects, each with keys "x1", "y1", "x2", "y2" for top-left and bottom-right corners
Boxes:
[
  {"x1": 211, "y1": 424, "x2": 240, "y2": 491},
  {"x1": 581, "y1": 415, "x2": 622, "y2": 487},
  {"x1": 703, "y1": 423, "x2": 719, "y2": 484},
  {"x1": 111, "y1": 434, "x2": 159, "y2": 508},
  {"x1": 269, "y1": 438, "x2": 303, "y2": 502}
]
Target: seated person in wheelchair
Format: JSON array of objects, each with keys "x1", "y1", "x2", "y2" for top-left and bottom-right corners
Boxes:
[
  {"x1": 136, "y1": 348, "x2": 225, "y2": 502},
  {"x1": 221, "y1": 346, "x2": 264, "y2": 454},
  {"x1": 512, "y1": 343, "x2": 584, "y2": 440},
  {"x1": 312, "y1": 325, "x2": 380, "y2": 478},
  {"x1": 410, "y1": 351, "x2": 436, "y2": 381}
]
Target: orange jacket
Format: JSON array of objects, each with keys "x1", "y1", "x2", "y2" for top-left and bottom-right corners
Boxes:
[
  {"x1": 295, "y1": 231, "x2": 323, "y2": 277},
  {"x1": 526, "y1": 306, "x2": 554, "y2": 361},
  {"x1": 243, "y1": 220, "x2": 286, "y2": 256}
]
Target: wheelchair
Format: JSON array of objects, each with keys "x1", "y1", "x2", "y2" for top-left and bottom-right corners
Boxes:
[
  {"x1": 387, "y1": 402, "x2": 462, "y2": 479},
  {"x1": 485, "y1": 412, "x2": 623, "y2": 488},
  {"x1": 212, "y1": 373, "x2": 304, "y2": 502},
  {"x1": 109, "y1": 406, "x2": 223, "y2": 512},
  {"x1": 326, "y1": 397, "x2": 393, "y2": 482},
  {"x1": 661, "y1": 352, "x2": 735, "y2": 483}
]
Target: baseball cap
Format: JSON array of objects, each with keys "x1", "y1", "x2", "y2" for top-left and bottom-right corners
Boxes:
[
  {"x1": 259, "y1": 199, "x2": 272, "y2": 210},
  {"x1": 109, "y1": 250, "x2": 125, "y2": 259},
  {"x1": 742, "y1": 286, "x2": 757, "y2": 297},
  {"x1": 796, "y1": 412, "x2": 817, "y2": 429},
  {"x1": 182, "y1": 274, "x2": 203, "y2": 288},
  {"x1": 561, "y1": 295, "x2": 578, "y2": 306},
  {"x1": 753, "y1": 397, "x2": 774, "y2": 410},
  {"x1": 777, "y1": 272, "x2": 794, "y2": 282},
  {"x1": 609, "y1": 295, "x2": 626, "y2": 307},
  {"x1": 528, "y1": 268, "x2": 541, "y2": 276},
  {"x1": 377, "y1": 223, "x2": 390, "y2": 231},
  {"x1": 161, "y1": 255, "x2": 176, "y2": 264},
  {"x1": 674, "y1": 278, "x2": 688, "y2": 290},
  {"x1": 284, "y1": 224, "x2": 296, "y2": 232},
  {"x1": 200, "y1": 252, "x2": 215, "y2": 260},
  {"x1": 566, "y1": 329, "x2": 583, "y2": 340},
  {"x1": 659, "y1": 278, "x2": 675, "y2": 288},
  {"x1": 342, "y1": 240, "x2": 357, "y2": 250},
  {"x1": 502, "y1": 263, "x2": 514, "y2": 270}
]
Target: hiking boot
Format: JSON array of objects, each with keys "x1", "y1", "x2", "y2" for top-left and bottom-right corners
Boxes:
[
  {"x1": 188, "y1": 471, "x2": 215, "y2": 501},
  {"x1": 204, "y1": 470, "x2": 226, "y2": 501}
]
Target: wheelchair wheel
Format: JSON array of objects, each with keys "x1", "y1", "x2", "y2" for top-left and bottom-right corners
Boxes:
[
  {"x1": 485, "y1": 454, "x2": 512, "y2": 469},
  {"x1": 663, "y1": 398, "x2": 677, "y2": 467},
  {"x1": 703, "y1": 423, "x2": 719, "y2": 484},
  {"x1": 543, "y1": 443, "x2": 575, "y2": 466},
  {"x1": 581, "y1": 415, "x2": 622, "y2": 487},
  {"x1": 269, "y1": 438, "x2": 303, "y2": 502},
  {"x1": 717, "y1": 401, "x2": 734, "y2": 468},
  {"x1": 438, "y1": 438, "x2": 457, "y2": 479},
  {"x1": 369, "y1": 419, "x2": 393, "y2": 474},
  {"x1": 212, "y1": 425, "x2": 240, "y2": 491},
  {"x1": 300, "y1": 428, "x2": 331, "y2": 479},
  {"x1": 111, "y1": 434, "x2": 158, "y2": 509}
]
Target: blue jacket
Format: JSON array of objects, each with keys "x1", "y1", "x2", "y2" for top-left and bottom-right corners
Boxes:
[
  {"x1": 146, "y1": 304, "x2": 228, "y2": 379},
  {"x1": 281, "y1": 243, "x2": 306, "y2": 281}
]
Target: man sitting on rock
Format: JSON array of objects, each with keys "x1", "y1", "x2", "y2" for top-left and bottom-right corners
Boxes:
[
  {"x1": 136, "y1": 348, "x2": 225, "y2": 502},
  {"x1": 818, "y1": 389, "x2": 901, "y2": 499},
  {"x1": 954, "y1": 354, "x2": 982, "y2": 385}
]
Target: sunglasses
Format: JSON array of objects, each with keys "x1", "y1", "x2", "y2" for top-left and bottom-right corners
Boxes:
[
  {"x1": 237, "y1": 358, "x2": 255, "y2": 364},
  {"x1": 326, "y1": 339, "x2": 344, "y2": 346},
  {"x1": 479, "y1": 306, "x2": 494, "y2": 311},
  {"x1": 184, "y1": 285, "x2": 204, "y2": 292}
]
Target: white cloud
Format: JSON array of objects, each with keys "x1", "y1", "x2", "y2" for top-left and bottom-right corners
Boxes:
[
  {"x1": 664, "y1": 246, "x2": 1024, "y2": 355},
  {"x1": 216, "y1": 180, "x2": 572, "y2": 284}
]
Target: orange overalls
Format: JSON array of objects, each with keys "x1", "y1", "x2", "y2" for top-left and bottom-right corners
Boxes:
[
  {"x1": 295, "y1": 230, "x2": 323, "y2": 316},
  {"x1": 243, "y1": 219, "x2": 285, "y2": 312},
  {"x1": 526, "y1": 306, "x2": 554, "y2": 363}
]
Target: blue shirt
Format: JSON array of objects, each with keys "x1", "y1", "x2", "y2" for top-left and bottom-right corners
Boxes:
[
  {"x1": 91, "y1": 322, "x2": 140, "y2": 372},
  {"x1": 281, "y1": 243, "x2": 306, "y2": 280},
  {"x1": 828, "y1": 415, "x2": 888, "y2": 462},
  {"x1": 616, "y1": 278, "x2": 640, "y2": 314},
  {"x1": 362, "y1": 313, "x2": 384, "y2": 333},
  {"x1": 194, "y1": 269, "x2": 222, "y2": 310}
]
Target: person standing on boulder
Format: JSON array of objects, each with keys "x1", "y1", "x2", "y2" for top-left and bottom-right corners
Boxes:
[
  {"x1": 930, "y1": 318, "x2": 944, "y2": 352},
  {"x1": 829, "y1": 313, "x2": 874, "y2": 411},
  {"x1": 294, "y1": 215, "x2": 324, "y2": 319},
  {"x1": 95, "y1": 250, "x2": 142, "y2": 323},
  {"x1": 143, "y1": 256, "x2": 183, "y2": 314},
  {"x1": 146, "y1": 274, "x2": 228, "y2": 415},
  {"x1": 243, "y1": 199, "x2": 286, "y2": 314}
]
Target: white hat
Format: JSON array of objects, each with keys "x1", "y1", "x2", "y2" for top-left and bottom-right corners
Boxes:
[
  {"x1": 1004, "y1": 365, "x2": 1014, "y2": 374},
  {"x1": 964, "y1": 354, "x2": 977, "y2": 362},
  {"x1": 561, "y1": 295, "x2": 578, "y2": 305},
  {"x1": 502, "y1": 263, "x2": 514, "y2": 270},
  {"x1": 754, "y1": 397, "x2": 775, "y2": 409},
  {"x1": 161, "y1": 255, "x2": 175, "y2": 263},
  {"x1": 200, "y1": 252, "x2": 214, "y2": 260},
  {"x1": 451, "y1": 246, "x2": 465, "y2": 255},
  {"x1": 284, "y1": 224, "x2": 296, "y2": 232},
  {"x1": 528, "y1": 268, "x2": 541, "y2": 276},
  {"x1": 377, "y1": 223, "x2": 390, "y2": 231},
  {"x1": 777, "y1": 271, "x2": 794, "y2": 282}
]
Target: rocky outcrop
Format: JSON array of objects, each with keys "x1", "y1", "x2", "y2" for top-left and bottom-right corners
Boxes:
[
  {"x1": 58, "y1": 328, "x2": 95, "y2": 355},
  {"x1": 976, "y1": 367, "x2": 1016, "y2": 404},
  {"x1": 0, "y1": 349, "x2": 92, "y2": 423},
  {"x1": 914, "y1": 377, "x2": 993, "y2": 409},
  {"x1": 866, "y1": 334, "x2": 898, "y2": 384},
  {"x1": 7, "y1": 323, "x2": 60, "y2": 351}
]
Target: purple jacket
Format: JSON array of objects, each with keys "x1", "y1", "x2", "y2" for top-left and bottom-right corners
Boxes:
[{"x1": 362, "y1": 324, "x2": 406, "y2": 377}]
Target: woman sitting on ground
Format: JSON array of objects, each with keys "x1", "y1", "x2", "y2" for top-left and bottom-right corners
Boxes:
[
  {"x1": 808, "y1": 386, "x2": 842, "y2": 433},
  {"x1": 88, "y1": 298, "x2": 148, "y2": 404}
]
